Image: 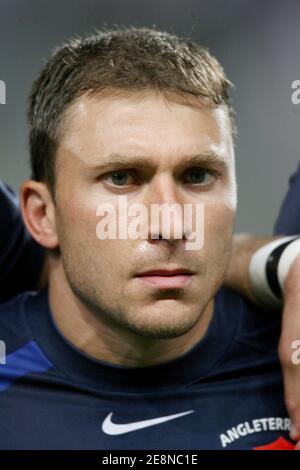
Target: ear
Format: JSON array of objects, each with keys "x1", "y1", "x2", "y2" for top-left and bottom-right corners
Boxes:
[{"x1": 20, "y1": 180, "x2": 58, "y2": 249}]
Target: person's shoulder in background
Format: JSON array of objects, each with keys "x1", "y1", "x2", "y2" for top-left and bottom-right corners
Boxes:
[
  {"x1": 213, "y1": 286, "x2": 282, "y2": 382},
  {"x1": 0, "y1": 181, "x2": 45, "y2": 303},
  {"x1": 0, "y1": 291, "x2": 33, "y2": 351},
  {"x1": 274, "y1": 162, "x2": 300, "y2": 235}
]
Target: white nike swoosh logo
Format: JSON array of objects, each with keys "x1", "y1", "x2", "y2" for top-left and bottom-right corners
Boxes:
[{"x1": 102, "y1": 410, "x2": 194, "y2": 435}]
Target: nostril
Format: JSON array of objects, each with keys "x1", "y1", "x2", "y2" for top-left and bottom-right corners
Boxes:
[{"x1": 150, "y1": 233, "x2": 164, "y2": 240}]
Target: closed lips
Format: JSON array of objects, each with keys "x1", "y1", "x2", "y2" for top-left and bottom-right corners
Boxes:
[
  {"x1": 134, "y1": 269, "x2": 195, "y2": 288},
  {"x1": 136, "y1": 269, "x2": 194, "y2": 276}
]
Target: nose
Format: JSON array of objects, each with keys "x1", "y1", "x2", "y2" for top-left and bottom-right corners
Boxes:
[{"x1": 144, "y1": 173, "x2": 187, "y2": 245}]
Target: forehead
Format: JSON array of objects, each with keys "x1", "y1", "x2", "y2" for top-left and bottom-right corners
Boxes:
[{"x1": 58, "y1": 91, "x2": 233, "y2": 168}]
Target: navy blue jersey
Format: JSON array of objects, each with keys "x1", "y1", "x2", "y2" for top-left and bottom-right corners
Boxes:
[
  {"x1": 0, "y1": 182, "x2": 45, "y2": 303},
  {"x1": 0, "y1": 285, "x2": 293, "y2": 450},
  {"x1": 274, "y1": 163, "x2": 300, "y2": 235}
]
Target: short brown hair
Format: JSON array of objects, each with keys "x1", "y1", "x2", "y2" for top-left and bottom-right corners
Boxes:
[{"x1": 28, "y1": 26, "x2": 235, "y2": 193}]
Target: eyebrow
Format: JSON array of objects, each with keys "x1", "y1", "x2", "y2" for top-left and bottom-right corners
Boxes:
[{"x1": 90, "y1": 151, "x2": 228, "y2": 172}]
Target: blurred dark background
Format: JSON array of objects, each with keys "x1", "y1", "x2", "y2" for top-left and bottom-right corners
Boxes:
[{"x1": 0, "y1": 0, "x2": 300, "y2": 233}]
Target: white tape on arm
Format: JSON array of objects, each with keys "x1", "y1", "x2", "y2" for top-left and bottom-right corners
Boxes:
[
  {"x1": 277, "y1": 238, "x2": 300, "y2": 292},
  {"x1": 249, "y1": 236, "x2": 297, "y2": 310}
]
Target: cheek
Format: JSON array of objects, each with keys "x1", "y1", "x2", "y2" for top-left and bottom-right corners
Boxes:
[
  {"x1": 55, "y1": 197, "x2": 103, "y2": 271},
  {"x1": 205, "y1": 197, "x2": 235, "y2": 231},
  {"x1": 58, "y1": 193, "x2": 101, "y2": 241},
  {"x1": 202, "y1": 202, "x2": 234, "y2": 269},
  {"x1": 57, "y1": 199, "x2": 133, "y2": 280}
]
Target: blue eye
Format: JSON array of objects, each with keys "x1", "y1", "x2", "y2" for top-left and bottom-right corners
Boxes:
[
  {"x1": 108, "y1": 170, "x2": 135, "y2": 186},
  {"x1": 185, "y1": 168, "x2": 214, "y2": 185}
]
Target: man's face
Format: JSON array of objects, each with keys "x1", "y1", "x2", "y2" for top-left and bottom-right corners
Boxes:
[{"x1": 53, "y1": 91, "x2": 236, "y2": 339}]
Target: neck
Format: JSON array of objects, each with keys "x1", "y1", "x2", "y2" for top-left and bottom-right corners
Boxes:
[{"x1": 48, "y1": 261, "x2": 214, "y2": 368}]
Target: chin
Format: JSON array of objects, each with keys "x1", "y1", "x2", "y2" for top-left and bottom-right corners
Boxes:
[
  {"x1": 127, "y1": 307, "x2": 199, "y2": 339},
  {"x1": 129, "y1": 324, "x2": 194, "y2": 340}
]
